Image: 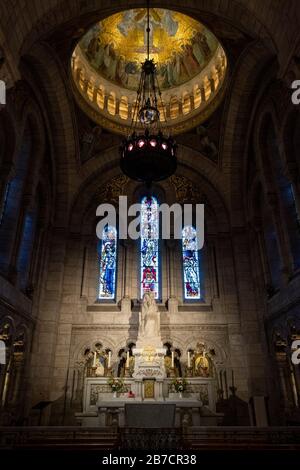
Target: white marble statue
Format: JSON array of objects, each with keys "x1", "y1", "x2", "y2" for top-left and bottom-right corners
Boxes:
[
  {"x1": 133, "y1": 292, "x2": 166, "y2": 379},
  {"x1": 139, "y1": 292, "x2": 160, "y2": 340}
]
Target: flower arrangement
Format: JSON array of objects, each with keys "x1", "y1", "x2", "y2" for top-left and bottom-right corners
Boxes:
[
  {"x1": 107, "y1": 376, "x2": 124, "y2": 393},
  {"x1": 172, "y1": 378, "x2": 187, "y2": 393}
]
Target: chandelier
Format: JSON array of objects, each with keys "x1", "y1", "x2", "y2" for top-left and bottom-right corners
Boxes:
[{"x1": 120, "y1": 2, "x2": 177, "y2": 184}]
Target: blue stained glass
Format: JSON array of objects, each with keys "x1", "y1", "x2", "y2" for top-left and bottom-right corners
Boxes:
[
  {"x1": 17, "y1": 210, "x2": 37, "y2": 289},
  {"x1": 140, "y1": 196, "x2": 159, "y2": 299},
  {"x1": 182, "y1": 226, "x2": 201, "y2": 299},
  {"x1": 98, "y1": 226, "x2": 117, "y2": 299}
]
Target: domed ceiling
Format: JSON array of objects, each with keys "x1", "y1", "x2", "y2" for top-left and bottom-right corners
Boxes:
[{"x1": 71, "y1": 9, "x2": 227, "y2": 135}]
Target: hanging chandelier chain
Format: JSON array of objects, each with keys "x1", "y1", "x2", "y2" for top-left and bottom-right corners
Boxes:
[
  {"x1": 147, "y1": 0, "x2": 150, "y2": 60},
  {"x1": 120, "y1": 1, "x2": 177, "y2": 183}
]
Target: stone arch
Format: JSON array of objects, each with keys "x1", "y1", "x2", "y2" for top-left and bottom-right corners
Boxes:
[
  {"x1": 184, "y1": 335, "x2": 227, "y2": 365},
  {"x1": 161, "y1": 335, "x2": 184, "y2": 352},
  {"x1": 0, "y1": 316, "x2": 16, "y2": 340},
  {"x1": 282, "y1": 109, "x2": 300, "y2": 170},
  {"x1": 222, "y1": 42, "x2": 277, "y2": 226},
  {"x1": 19, "y1": 42, "x2": 78, "y2": 225},
  {"x1": 69, "y1": 147, "x2": 230, "y2": 235},
  {"x1": 73, "y1": 336, "x2": 116, "y2": 363},
  {"x1": 254, "y1": 110, "x2": 280, "y2": 193}
]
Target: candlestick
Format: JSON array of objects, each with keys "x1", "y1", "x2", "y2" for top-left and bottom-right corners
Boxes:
[
  {"x1": 92, "y1": 351, "x2": 96, "y2": 368},
  {"x1": 187, "y1": 351, "x2": 191, "y2": 368},
  {"x1": 171, "y1": 351, "x2": 174, "y2": 369},
  {"x1": 108, "y1": 351, "x2": 111, "y2": 368},
  {"x1": 126, "y1": 351, "x2": 130, "y2": 368}
]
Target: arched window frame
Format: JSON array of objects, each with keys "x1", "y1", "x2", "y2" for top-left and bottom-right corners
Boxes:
[
  {"x1": 181, "y1": 225, "x2": 201, "y2": 301},
  {"x1": 140, "y1": 195, "x2": 160, "y2": 300},
  {"x1": 97, "y1": 225, "x2": 118, "y2": 301}
]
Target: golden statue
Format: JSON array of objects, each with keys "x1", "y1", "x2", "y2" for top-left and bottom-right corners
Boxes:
[{"x1": 193, "y1": 343, "x2": 211, "y2": 377}]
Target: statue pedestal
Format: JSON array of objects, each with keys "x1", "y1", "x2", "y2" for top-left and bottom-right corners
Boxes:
[
  {"x1": 132, "y1": 347, "x2": 166, "y2": 380},
  {"x1": 132, "y1": 345, "x2": 166, "y2": 400}
]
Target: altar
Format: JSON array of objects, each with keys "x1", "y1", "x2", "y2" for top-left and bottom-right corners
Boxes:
[
  {"x1": 75, "y1": 376, "x2": 220, "y2": 427},
  {"x1": 75, "y1": 294, "x2": 221, "y2": 427}
]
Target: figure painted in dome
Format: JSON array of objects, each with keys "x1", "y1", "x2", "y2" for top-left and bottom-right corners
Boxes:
[
  {"x1": 116, "y1": 55, "x2": 128, "y2": 86},
  {"x1": 161, "y1": 10, "x2": 178, "y2": 37},
  {"x1": 181, "y1": 43, "x2": 199, "y2": 76},
  {"x1": 103, "y1": 43, "x2": 118, "y2": 81},
  {"x1": 192, "y1": 32, "x2": 205, "y2": 67},
  {"x1": 199, "y1": 33, "x2": 211, "y2": 59},
  {"x1": 87, "y1": 36, "x2": 100, "y2": 61}
]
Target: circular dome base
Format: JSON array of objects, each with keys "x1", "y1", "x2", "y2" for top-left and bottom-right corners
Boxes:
[{"x1": 71, "y1": 8, "x2": 227, "y2": 136}]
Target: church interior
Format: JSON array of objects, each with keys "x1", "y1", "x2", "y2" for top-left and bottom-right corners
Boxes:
[{"x1": 1, "y1": 0, "x2": 300, "y2": 454}]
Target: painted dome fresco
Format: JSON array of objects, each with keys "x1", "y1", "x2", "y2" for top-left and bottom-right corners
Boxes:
[{"x1": 71, "y1": 9, "x2": 227, "y2": 135}]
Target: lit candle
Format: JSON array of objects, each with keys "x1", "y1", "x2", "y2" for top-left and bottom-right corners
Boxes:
[
  {"x1": 126, "y1": 351, "x2": 130, "y2": 368},
  {"x1": 187, "y1": 351, "x2": 191, "y2": 368},
  {"x1": 171, "y1": 351, "x2": 174, "y2": 368},
  {"x1": 108, "y1": 351, "x2": 111, "y2": 368},
  {"x1": 93, "y1": 351, "x2": 96, "y2": 368}
]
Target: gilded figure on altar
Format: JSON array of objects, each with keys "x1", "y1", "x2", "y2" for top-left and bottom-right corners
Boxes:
[{"x1": 192, "y1": 342, "x2": 213, "y2": 377}]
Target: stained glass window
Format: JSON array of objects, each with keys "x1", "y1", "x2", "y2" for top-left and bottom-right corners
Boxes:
[
  {"x1": 98, "y1": 226, "x2": 117, "y2": 299},
  {"x1": 140, "y1": 196, "x2": 159, "y2": 299},
  {"x1": 182, "y1": 225, "x2": 201, "y2": 299},
  {"x1": 16, "y1": 209, "x2": 37, "y2": 290}
]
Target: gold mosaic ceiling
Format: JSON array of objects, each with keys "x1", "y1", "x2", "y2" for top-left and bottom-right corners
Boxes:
[
  {"x1": 71, "y1": 9, "x2": 227, "y2": 135},
  {"x1": 79, "y1": 9, "x2": 218, "y2": 91}
]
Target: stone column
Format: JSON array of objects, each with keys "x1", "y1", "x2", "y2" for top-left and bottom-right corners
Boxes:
[
  {"x1": 103, "y1": 94, "x2": 108, "y2": 112},
  {"x1": 115, "y1": 98, "x2": 120, "y2": 116},
  {"x1": 165, "y1": 103, "x2": 171, "y2": 119},
  {"x1": 121, "y1": 240, "x2": 132, "y2": 313},
  {"x1": 166, "y1": 240, "x2": 178, "y2": 314},
  {"x1": 267, "y1": 192, "x2": 293, "y2": 282},
  {"x1": 83, "y1": 79, "x2": 88, "y2": 94},
  {"x1": 209, "y1": 77, "x2": 215, "y2": 93},
  {"x1": 189, "y1": 93, "x2": 195, "y2": 111},
  {"x1": 250, "y1": 217, "x2": 273, "y2": 293},
  {"x1": 200, "y1": 86, "x2": 206, "y2": 103},
  {"x1": 178, "y1": 100, "x2": 183, "y2": 116}
]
